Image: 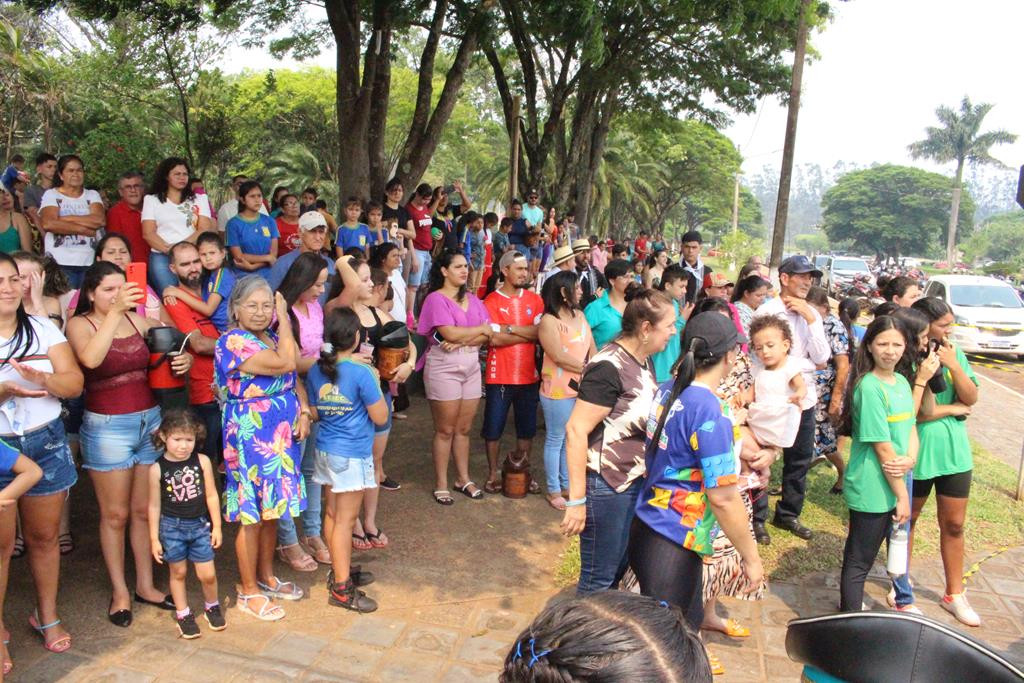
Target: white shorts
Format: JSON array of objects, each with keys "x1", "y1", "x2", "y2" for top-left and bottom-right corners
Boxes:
[{"x1": 313, "y1": 450, "x2": 377, "y2": 493}]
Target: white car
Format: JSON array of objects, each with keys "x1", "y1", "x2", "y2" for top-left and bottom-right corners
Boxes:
[
  {"x1": 923, "y1": 274, "x2": 1024, "y2": 356},
  {"x1": 822, "y1": 256, "x2": 874, "y2": 297}
]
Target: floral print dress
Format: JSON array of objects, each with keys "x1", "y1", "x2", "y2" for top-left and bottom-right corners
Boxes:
[
  {"x1": 215, "y1": 329, "x2": 306, "y2": 524},
  {"x1": 814, "y1": 314, "x2": 850, "y2": 458}
]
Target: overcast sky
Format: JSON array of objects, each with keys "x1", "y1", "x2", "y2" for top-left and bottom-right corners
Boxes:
[{"x1": 219, "y1": 0, "x2": 1024, "y2": 180}]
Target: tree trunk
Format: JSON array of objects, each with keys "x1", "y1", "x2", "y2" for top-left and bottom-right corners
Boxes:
[
  {"x1": 573, "y1": 92, "x2": 616, "y2": 233},
  {"x1": 946, "y1": 159, "x2": 964, "y2": 268},
  {"x1": 366, "y1": 8, "x2": 393, "y2": 200}
]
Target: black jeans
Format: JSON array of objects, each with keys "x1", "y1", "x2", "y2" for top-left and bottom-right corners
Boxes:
[
  {"x1": 192, "y1": 401, "x2": 223, "y2": 465},
  {"x1": 840, "y1": 508, "x2": 893, "y2": 611},
  {"x1": 627, "y1": 518, "x2": 704, "y2": 630},
  {"x1": 754, "y1": 407, "x2": 815, "y2": 524}
]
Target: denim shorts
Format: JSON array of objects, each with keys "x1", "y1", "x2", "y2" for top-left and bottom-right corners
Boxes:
[
  {"x1": 408, "y1": 249, "x2": 432, "y2": 287},
  {"x1": 0, "y1": 418, "x2": 77, "y2": 497},
  {"x1": 481, "y1": 383, "x2": 540, "y2": 441},
  {"x1": 159, "y1": 514, "x2": 215, "y2": 564},
  {"x1": 313, "y1": 450, "x2": 377, "y2": 494},
  {"x1": 374, "y1": 392, "x2": 393, "y2": 435},
  {"x1": 81, "y1": 405, "x2": 162, "y2": 472}
]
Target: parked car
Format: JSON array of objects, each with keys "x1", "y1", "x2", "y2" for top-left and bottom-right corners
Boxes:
[
  {"x1": 822, "y1": 256, "x2": 874, "y2": 297},
  {"x1": 924, "y1": 274, "x2": 1024, "y2": 357},
  {"x1": 812, "y1": 255, "x2": 829, "y2": 286}
]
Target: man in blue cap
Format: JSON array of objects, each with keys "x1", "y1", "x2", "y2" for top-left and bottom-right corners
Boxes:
[{"x1": 750, "y1": 255, "x2": 830, "y2": 543}]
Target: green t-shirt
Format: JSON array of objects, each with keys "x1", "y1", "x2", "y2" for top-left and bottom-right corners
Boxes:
[
  {"x1": 845, "y1": 372, "x2": 915, "y2": 513},
  {"x1": 584, "y1": 293, "x2": 624, "y2": 351},
  {"x1": 914, "y1": 345, "x2": 977, "y2": 480}
]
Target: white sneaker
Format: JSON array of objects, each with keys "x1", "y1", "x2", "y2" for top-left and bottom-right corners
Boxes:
[
  {"x1": 942, "y1": 592, "x2": 981, "y2": 627},
  {"x1": 894, "y1": 603, "x2": 923, "y2": 615}
]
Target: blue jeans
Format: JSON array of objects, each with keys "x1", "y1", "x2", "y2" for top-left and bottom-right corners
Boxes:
[
  {"x1": 277, "y1": 424, "x2": 323, "y2": 545},
  {"x1": 148, "y1": 250, "x2": 178, "y2": 296},
  {"x1": 890, "y1": 471, "x2": 915, "y2": 606},
  {"x1": 577, "y1": 471, "x2": 641, "y2": 594},
  {"x1": 61, "y1": 265, "x2": 89, "y2": 289},
  {"x1": 539, "y1": 395, "x2": 573, "y2": 494}
]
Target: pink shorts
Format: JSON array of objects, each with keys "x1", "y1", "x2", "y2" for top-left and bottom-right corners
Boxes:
[{"x1": 424, "y1": 345, "x2": 482, "y2": 401}]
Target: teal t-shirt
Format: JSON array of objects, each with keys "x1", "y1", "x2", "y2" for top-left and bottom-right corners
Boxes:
[
  {"x1": 845, "y1": 372, "x2": 915, "y2": 513},
  {"x1": 584, "y1": 293, "x2": 623, "y2": 351},
  {"x1": 651, "y1": 299, "x2": 685, "y2": 383},
  {"x1": 915, "y1": 345, "x2": 977, "y2": 480}
]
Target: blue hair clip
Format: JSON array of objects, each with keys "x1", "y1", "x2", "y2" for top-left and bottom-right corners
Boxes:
[
  {"x1": 527, "y1": 638, "x2": 552, "y2": 668},
  {"x1": 659, "y1": 600, "x2": 669, "y2": 608},
  {"x1": 513, "y1": 639, "x2": 524, "y2": 662}
]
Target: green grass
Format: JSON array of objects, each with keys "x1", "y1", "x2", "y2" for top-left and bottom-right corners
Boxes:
[{"x1": 553, "y1": 441, "x2": 1024, "y2": 585}]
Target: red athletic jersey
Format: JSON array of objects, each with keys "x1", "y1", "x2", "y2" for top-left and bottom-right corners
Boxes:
[
  {"x1": 484, "y1": 288, "x2": 543, "y2": 385},
  {"x1": 407, "y1": 202, "x2": 434, "y2": 250}
]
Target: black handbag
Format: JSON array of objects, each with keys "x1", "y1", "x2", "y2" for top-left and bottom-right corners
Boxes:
[{"x1": 145, "y1": 326, "x2": 191, "y2": 412}]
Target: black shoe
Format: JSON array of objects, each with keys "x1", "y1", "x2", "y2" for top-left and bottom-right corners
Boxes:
[
  {"x1": 135, "y1": 592, "x2": 176, "y2": 610},
  {"x1": 204, "y1": 604, "x2": 226, "y2": 631},
  {"x1": 328, "y1": 579, "x2": 378, "y2": 613},
  {"x1": 768, "y1": 486, "x2": 782, "y2": 496},
  {"x1": 752, "y1": 521, "x2": 771, "y2": 546},
  {"x1": 176, "y1": 611, "x2": 201, "y2": 639},
  {"x1": 327, "y1": 565, "x2": 375, "y2": 588},
  {"x1": 770, "y1": 516, "x2": 813, "y2": 540},
  {"x1": 108, "y1": 598, "x2": 133, "y2": 628},
  {"x1": 380, "y1": 476, "x2": 401, "y2": 491}
]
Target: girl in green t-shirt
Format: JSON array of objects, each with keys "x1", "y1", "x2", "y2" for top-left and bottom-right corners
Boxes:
[{"x1": 837, "y1": 316, "x2": 919, "y2": 612}]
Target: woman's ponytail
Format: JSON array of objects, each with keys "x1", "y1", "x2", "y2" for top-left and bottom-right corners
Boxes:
[{"x1": 648, "y1": 339, "x2": 700, "y2": 454}]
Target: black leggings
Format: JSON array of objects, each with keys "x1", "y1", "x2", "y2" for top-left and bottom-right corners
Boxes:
[
  {"x1": 840, "y1": 508, "x2": 894, "y2": 611},
  {"x1": 627, "y1": 518, "x2": 704, "y2": 629}
]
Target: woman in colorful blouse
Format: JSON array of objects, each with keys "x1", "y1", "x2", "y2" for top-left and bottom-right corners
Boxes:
[{"x1": 215, "y1": 276, "x2": 310, "y2": 621}]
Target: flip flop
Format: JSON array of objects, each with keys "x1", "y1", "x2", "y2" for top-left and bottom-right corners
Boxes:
[
  {"x1": 351, "y1": 533, "x2": 372, "y2": 551},
  {"x1": 546, "y1": 495, "x2": 567, "y2": 511},
  {"x1": 483, "y1": 479, "x2": 502, "y2": 494},
  {"x1": 2, "y1": 627, "x2": 11, "y2": 675},
  {"x1": 365, "y1": 529, "x2": 389, "y2": 549}
]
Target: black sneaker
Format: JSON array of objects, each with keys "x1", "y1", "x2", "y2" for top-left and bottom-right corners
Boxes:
[
  {"x1": 327, "y1": 566, "x2": 375, "y2": 588},
  {"x1": 176, "y1": 612, "x2": 201, "y2": 639},
  {"x1": 204, "y1": 604, "x2": 226, "y2": 631},
  {"x1": 328, "y1": 579, "x2": 378, "y2": 613},
  {"x1": 380, "y1": 476, "x2": 401, "y2": 491}
]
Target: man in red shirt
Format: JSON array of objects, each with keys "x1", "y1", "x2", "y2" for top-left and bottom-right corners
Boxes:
[
  {"x1": 481, "y1": 251, "x2": 543, "y2": 494},
  {"x1": 164, "y1": 241, "x2": 221, "y2": 462},
  {"x1": 105, "y1": 171, "x2": 150, "y2": 262}
]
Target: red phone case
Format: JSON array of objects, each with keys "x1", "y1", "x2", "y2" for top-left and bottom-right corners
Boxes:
[{"x1": 125, "y1": 262, "x2": 147, "y2": 294}]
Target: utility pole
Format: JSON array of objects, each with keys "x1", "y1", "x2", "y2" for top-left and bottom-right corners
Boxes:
[
  {"x1": 731, "y1": 172, "x2": 741, "y2": 234},
  {"x1": 769, "y1": 0, "x2": 811, "y2": 270},
  {"x1": 508, "y1": 95, "x2": 521, "y2": 205}
]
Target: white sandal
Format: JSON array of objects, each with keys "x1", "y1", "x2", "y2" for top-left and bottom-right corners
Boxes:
[
  {"x1": 257, "y1": 577, "x2": 304, "y2": 601},
  {"x1": 236, "y1": 592, "x2": 285, "y2": 621}
]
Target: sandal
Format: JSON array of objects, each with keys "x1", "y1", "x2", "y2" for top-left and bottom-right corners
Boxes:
[
  {"x1": 483, "y1": 479, "x2": 502, "y2": 494},
  {"x1": 58, "y1": 532, "x2": 74, "y2": 555},
  {"x1": 28, "y1": 613, "x2": 71, "y2": 653},
  {"x1": 11, "y1": 534, "x2": 24, "y2": 560},
  {"x1": 301, "y1": 536, "x2": 332, "y2": 564},
  {"x1": 257, "y1": 577, "x2": 304, "y2": 601},
  {"x1": 2, "y1": 628, "x2": 11, "y2": 675},
  {"x1": 707, "y1": 651, "x2": 724, "y2": 676},
  {"x1": 236, "y1": 592, "x2": 285, "y2": 622},
  {"x1": 276, "y1": 543, "x2": 318, "y2": 572},
  {"x1": 365, "y1": 529, "x2": 389, "y2": 549},
  {"x1": 546, "y1": 495, "x2": 567, "y2": 511},
  {"x1": 704, "y1": 618, "x2": 750, "y2": 638},
  {"x1": 433, "y1": 490, "x2": 454, "y2": 506},
  {"x1": 352, "y1": 533, "x2": 372, "y2": 551},
  {"x1": 454, "y1": 481, "x2": 483, "y2": 500}
]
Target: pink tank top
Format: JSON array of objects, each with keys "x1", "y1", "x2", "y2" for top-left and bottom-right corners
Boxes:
[
  {"x1": 541, "y1": 314, "x2": 590, "y2": 399},
  {"x1": 292, "y1": 301, "x2": 325, "y2": 359}
]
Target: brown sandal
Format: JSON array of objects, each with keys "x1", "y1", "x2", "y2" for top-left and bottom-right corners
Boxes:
[
  {"x1": 301, "y1": 536, "x2": 332, "y2": 564},
  {"x1": 276, "y1": 543, "x2": 317, "y2": 572},
  {"x1": 483, "y1": 479, "x2": 502, "y2": 494}
]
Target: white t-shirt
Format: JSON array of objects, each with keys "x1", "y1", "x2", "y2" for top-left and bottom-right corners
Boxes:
[
  {"x1": 389, "y1": 269, "x2": 408, "y2": 323},
  {"x1": 141, "y1": 193, "x2": 212, "y2": 246},
  {"x1": 40, "y1": 188, "x2": 104, "y2": 267},
  {"x1": 217, "y1": 199, "x2": 267, "y2": 232},
  {"x1": 0, "y1": 317, "x2": 67, "y2": 434}
]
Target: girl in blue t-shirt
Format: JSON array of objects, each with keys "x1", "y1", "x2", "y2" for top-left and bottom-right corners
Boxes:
[
  {"x1": 629, "y1": 312, "x2": 763, "y2": 631},
  {"x1": 163, "y1": 232, "x2": 234, "y2": 332},
  {"x1": 306, "y1": 308, "x2": 388, "y2": 614},
  {"x1": 225, "y1": 180, "x2": 279, "y2": 279}
]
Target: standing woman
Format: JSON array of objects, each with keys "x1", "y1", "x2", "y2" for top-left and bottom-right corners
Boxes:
[
  {"x1": 416, "y1": 251, "x2": 492, "y2": 505},
  {"x1": 226, "y1": 181, "x2": 279, "y2": 280},
  {"x1": 370, "y1": 243, "x2": 411, "y2": 419},
  {"x1": 216, "y1": 277, "x2": 310, "y2": 621},
  {"x1": 141, "y1": 157, "x2": 214, "y2": 295},
  {"x1": 0, "y1": 252, "x2": 82, "y2": 658},
  {"x1": 584, "y1": 259, "x2": 633, "y2": 351},
  {"x1": 65, "y1": 261, "x2": 193, "y2": 626},
  {"x1": 908, "y1": 296, "x2": 981, "y2": 626},
  {"x1": 38, "y1": 155, "x2": 105, "y2": 288},
  {"x1": 561, "y1": 288, "x2": 678, "y2": 593},
  {"x1": 275, "y1": 194, "x2": 302, "y2": 256},
  {"x1": 0, "y1": 187, "x2": 32, "y2": 254},
  {"x1": 806, "y1": 286, "x2": 850, "y2": 494},
  {"x1": 273, "y1": 253, "x2": 330, "y2": 571},
  {"x1": 538, "y1": 271, "x2": 596, "y2": 510},
  {"x1": 731, "y1": 274, "x2": 770, "y2": 337},
  {"x1": 642, "y1": 249, "x2": 669, "y2": 289}
]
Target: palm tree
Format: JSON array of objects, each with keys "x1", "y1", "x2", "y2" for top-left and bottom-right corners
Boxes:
[{"x1": 908, "y1": 96, "x2": 1016, "y2": 267}]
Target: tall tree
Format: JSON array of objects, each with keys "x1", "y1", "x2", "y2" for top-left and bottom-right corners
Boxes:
[{"x1": 908, "y1": 96, "x2": 1017, "y2": 268}]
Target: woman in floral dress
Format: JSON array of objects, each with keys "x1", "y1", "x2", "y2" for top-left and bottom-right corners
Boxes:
[{"x1": 216, "y1": 276, "x2": 311, "y2": 621}]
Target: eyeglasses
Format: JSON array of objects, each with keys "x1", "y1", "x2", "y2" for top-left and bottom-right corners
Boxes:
[{"x1": 240, "y1": 303, "x2": 274, "y2": 314}]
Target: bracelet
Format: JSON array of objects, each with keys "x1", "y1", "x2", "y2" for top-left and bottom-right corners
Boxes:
[
  {"x1": 300, "y1": 409, "x2": 312, "y2": 418},
  {"x1": 565, "y1": 497, "x2": 587, "y2": 507},
  {"x1": 915, "y1": 383, "x2": 926, "y2": 388}
]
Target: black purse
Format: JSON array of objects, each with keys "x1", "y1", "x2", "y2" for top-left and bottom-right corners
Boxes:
[{"x1": 145, "y1": 326, "x2": 191, "y2": 412}]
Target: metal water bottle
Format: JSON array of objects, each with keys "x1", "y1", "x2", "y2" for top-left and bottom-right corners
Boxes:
[{"x1": 887, "y1": 524, "x2": 909, "y2": 577}]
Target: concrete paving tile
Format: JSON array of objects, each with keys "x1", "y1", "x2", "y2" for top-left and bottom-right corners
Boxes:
[
  {"x1": 439, "y1": 663, "x2": 501, "y2": 682},
  {"x1": 409, "y1": 603, "x2": 477, "y2": 629},
  {"x1": 301, "y1": 671, "x2": 364, "y2": 683},
  {"x1": 259, "y1": 629, "x2": 330, "y2": 665},
  {"x1": 976, "y1": 614, "x2": 1024, "y2": 637},
  {"x1": 974, "y1": 560, "x2": 1023, "y2": 579},
  {"x1": 17, "y1": 652, "x2": 94, "y2": 683},
  {"x1": 371, "y1": 650, "x2": 444, "y2": 682},
  {"x1": 959, "y1": 591, "x2": 1009, "y2": 613},
  {"x1": 713, "y1": 649, "x2": 763, "y2": 680},
  {"x1": 758, "y1": 625, "x2": 790, "y2": 656},
  {"x1": 703, "y1": 630, "x2": 759, "y2": 653},
  {"x1": 394, "y1": 624, "x2": 460, "y2": 657},
  {"x1": 113, "y1": 635, "x2": 199, "y2": 673},
  {"x1": 179, "y1": 648, "x2": 264, "y2": 683},
  {"x1": 339, "y1": 616, "x2": 408, "y2": 647},
  {"x1": 455, "y1": 635, "x2": 509, "y2": 668},
  {"x1": 764, "y1": 654, "x2": 803, "y2": 680},
  {"x1": 230, "y1": 660, "x2": 308, "y2": 683},
  {"x1": 313, "y1": 638, "x2": 385, "y2": 679},
  {"x1": 762, "y1": 606, "x2": 801, "y2": 627},
  {"x1": 69, "y1": 664, "x2": 156, "y2": 682},
  {"x1": 472, "y1": 608, "x2": 531, "y2": 636},
  {"x1": 984, "y1": 577, "x2": 1024, "y2": 598}
]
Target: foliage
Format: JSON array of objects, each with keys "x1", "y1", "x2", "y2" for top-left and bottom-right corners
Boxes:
[
  {"x1": 962, "y1": 211, "x2": 1024, "y2": 266},
  {"x1": 794, "y1": 231, "x2": 829, "y2": 254},
  {"x1": 716, "y1": 230, "x2": 766, "y2": 269},
  {"x1": 821, "y1": 164, "x2": 975, "y2": 260},
  {"x1": 73, "y1": 119, "x2": 170, "y2": 196}
]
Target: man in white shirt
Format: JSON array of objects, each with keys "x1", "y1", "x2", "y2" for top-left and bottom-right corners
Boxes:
[
  {"x1": 534, "y1": 244, "x2": 575, "y2": 293},
  {"x1": 751, "y1": 255, "x2": 830, "y2": 543},
  {"x1": 216, "y1": 174, "x2": 268, "y2": 232}
]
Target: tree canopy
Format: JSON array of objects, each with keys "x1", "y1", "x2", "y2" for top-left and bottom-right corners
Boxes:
[{"x1": 962, "y1": 211, "x2": 1024, "y2": 266}]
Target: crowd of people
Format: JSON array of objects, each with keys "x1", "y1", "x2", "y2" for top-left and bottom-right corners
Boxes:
[{"x1": 0, "y1": 150, "x2": 985, "y2": 677}]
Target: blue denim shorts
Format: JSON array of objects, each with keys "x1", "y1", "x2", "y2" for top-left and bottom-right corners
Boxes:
[
  {"x1": 313, "y1": 451, "x2": 376, "y2": 494},
  {"x1": 408, "y1": 249, "x2": 432, "y2": 287},
  {"x1": 81, "y1": 405, "x2": 162, "y2": 472},
  {"x1": 0, "y1": 418, "x2": 77, "y2": 497},
  {"x1": 159, "y1": 514, "x2": 215, "y2": 564},
  {"x1": 374, "y1": 392, "x2": 393, "y2": 435}
]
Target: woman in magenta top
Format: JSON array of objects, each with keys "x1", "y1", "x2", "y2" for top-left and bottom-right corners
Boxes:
[
  {"x1": 66, "y1": 261, "x2": 193, "y2": 627},
  {"x1": 416, "y1": 251, "x2": 492, "y2": 505}
]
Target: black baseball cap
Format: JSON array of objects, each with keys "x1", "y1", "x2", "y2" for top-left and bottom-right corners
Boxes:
[
  {"x1": 779, "y1": 254, "x2": 823, "y2": 277},
  {"x1": 681, "y1": 311, "x2": 747, "y2": 360}
]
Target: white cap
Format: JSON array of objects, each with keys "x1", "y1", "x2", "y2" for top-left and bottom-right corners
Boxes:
[{"x1": 298, "y1": 211, "x2": 328, "y2": 231}]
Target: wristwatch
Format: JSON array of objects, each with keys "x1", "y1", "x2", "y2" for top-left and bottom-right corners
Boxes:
[
  {"x1": 490, "y1": 323, "x2": 500, "y2": 333},
  {"x1": 504, "y1": 324, "x2": 513, "y2": 335}
]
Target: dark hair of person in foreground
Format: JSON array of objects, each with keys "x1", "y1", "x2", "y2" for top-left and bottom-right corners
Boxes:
[{"x1": 500, "y1": 591, "x2": 711, "y2": 682}]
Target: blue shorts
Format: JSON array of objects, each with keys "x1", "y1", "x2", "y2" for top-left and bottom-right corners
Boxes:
[
  {"x1": 481, "y1": 383, "x2": 540, "y2": 442},
  {"x1": 513, "y1": 244, "x2": 530, "y2": 259},
  {"x1": 159, "y1": 515, "x2": 215, "y2": 564},
  {"x1": 408, "y1": 249, "x2": 432, "y2": 287},
  {"x1": 529, "y1": 245, "x2": 542, "y2": 262},
  {"x1": 81, "y1": 405, "x2": 162, "y2": 472},
  {"x1": 313, "y1": 451, "x2": 377, "y2": 494},
  {"x1": 0, "y1": 418, "x2": 77, "y2": 497},
  {"x1": 374, "y1": 392, "x2": 393, "y2": 435}
]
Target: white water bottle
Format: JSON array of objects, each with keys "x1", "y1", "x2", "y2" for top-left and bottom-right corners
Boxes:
[{"x1": 887, "y1": 524, "x2": 909, "y2": 577}]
